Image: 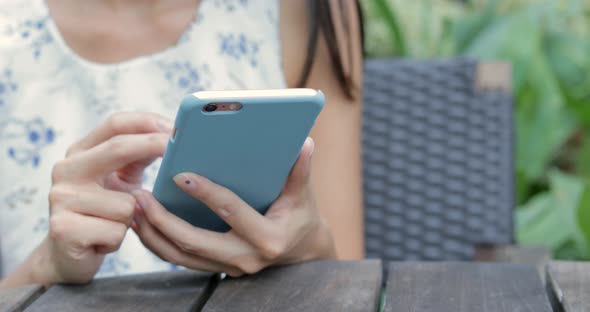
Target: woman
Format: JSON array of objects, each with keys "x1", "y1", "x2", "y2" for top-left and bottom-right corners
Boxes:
[{"x1": 0, "y1": 0, "x2": 363, "y2": 287}]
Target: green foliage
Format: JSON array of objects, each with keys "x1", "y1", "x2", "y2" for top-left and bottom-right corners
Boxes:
[
  {"x1": 516, "y1": 171, "x2": 589, "y2": 259},
  {"x1": 362, "y1": 0, "x2": 590, "y2": 259}
]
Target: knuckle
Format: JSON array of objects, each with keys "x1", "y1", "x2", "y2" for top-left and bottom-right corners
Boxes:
[
  {"x1": 146, "y1": 132, "x2": 163, "y2": 143},
  {"x1": 117, "y1": 194, "x2": 136, "y2": 222},
  {"x1": 164, "y1": 250, "x2": 184, "y2": 265},
  {"x1": 219, "y1": 201, "x2": 235, "y2": 217},
  {"x1": 107, "y1": 135, "x2": 127, "y2": 152},
  {"x1": 259, "y1": 239, "x2": 286, "y2": 261},
  {"x1": 237, "y1": 259, "x2": 264, "y2": 275},
  {"x1": 49, "y1": 215, "x2": 68, "y2": 241},
  {"x1": 65, "y1": 144, "x2": 79, "y2": 157},
  {"x1": 176, "y1": 239, "x2": 201, "y2": 255},
  {"x1": 110, "y1": 224, "x2": 127, "y2": 246},
  {"x1": 48, "y1": 184, "x2": 73, "y2": 206},
  {"x1": 148, "y1": 216, "x2": 162, "y2": 229},
  {"x1": 106, "y1": 113, "x2": 128, "y2": 134},
  {"x1": 226, "y1": 270, "x2": 244, "y2": 278},
  {"x1": 144, "y1": 208, "x2": 163, "y2": 228},
  {"x1": 51, "y1": 160, "x2": 70, "y2": 182},
  {"x1": 145, "y1": 133, "x2": 167, "y2": 153},
  {"x1": 106, "y1": 136, "x2": 130, "y2": 160},
  {"x1": 77, "y1": 237, "x2": 92, "y2": 249}
]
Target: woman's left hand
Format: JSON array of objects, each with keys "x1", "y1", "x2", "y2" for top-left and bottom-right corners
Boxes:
[{"x1": 131, "y1": 138, "x2": 337, "y2": 276}]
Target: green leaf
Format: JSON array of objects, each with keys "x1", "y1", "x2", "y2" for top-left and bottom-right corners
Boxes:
[
  {"x1": 577, "y1": 185, "x2": 590, "y2": 258},
  {"x1": 517, "y1": 171, "x2": 590, "y2": 259},
  {"x1": 464, "y1": 8, "x2": 540, "y2": 92},
  {"x1": 574, "y1": 132, "x2": 590, "y2": 183},
  {"x1": 549, "y1": 171, "x2": 590, "y2": 258},
  {"x1": 516, "y1": 101, "x2": 575, "y2": 183},
  {"x1": 546, "y1": 34, "x2": 590, "y2": 89},
  {"x1": 516, "y1": 169, "x2": 531, "y2": 206},
  {"x1": 372, "y1": 0, "x2": 407, "y2": 56},
  {"x1": 447, "y1": 1, "x2": 497, "y2": 53},
  {"x1": 516, "y1": 192, "x2": 570, "y2": 250}
]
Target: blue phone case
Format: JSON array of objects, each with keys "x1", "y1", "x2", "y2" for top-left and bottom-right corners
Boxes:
[{"x1": 153, "y1": 89, "x2": 325, "y2": 232}]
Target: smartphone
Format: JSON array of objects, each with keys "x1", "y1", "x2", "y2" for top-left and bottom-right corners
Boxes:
[{"x1": 152, "y1": 89, "x2": 324, "y2": 232}]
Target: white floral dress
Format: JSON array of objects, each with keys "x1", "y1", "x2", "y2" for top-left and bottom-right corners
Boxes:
[{"x1": 0, "y1": 0, "x2": 286, "y2": 277}]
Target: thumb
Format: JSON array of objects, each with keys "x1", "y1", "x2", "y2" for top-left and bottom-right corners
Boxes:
[{"x1": 281, "y1": 137, "x2": 314, "y2": 196}]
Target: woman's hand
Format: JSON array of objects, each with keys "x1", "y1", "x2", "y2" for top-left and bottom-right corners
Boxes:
[
  {"x1": 132, "y1": 138, "x2": 336, "y2": 277},
  {"x1": 37, "y1": 112, "x2": 171, "y2": 285}
]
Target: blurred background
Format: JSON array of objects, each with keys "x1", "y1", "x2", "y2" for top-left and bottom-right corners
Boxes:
[{"x1": 360, "y1": 0, "x2": 590, "y2": 260}]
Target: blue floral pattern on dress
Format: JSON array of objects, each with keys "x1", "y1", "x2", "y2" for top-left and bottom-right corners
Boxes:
[
  {"x1": 33, "y1": 216, "x2": 48, "y2": 233},
  {"x1": 4, "y1": 17, "x2": 53, "y2": 59},
  {"x1": 213, "y1": 0, "x2": 248, "y2": 12},
  {"x1": 161, "y1": 61, "x2": 212, "y2": 93},
  {"x1": 0, "y1": 69, "x2": 18, "y2": 109},
  {"x1": 98, "y1": 253, "x2": 131, "y2": 276},
  {"x1": 0, "y1": 117, "x2": 56, "y2": 167},
  {"x1": 71, "y1": 71, "x2": 120, "y2": 115},
  {"x1": 3, "y1": 186, "x2": 37, "y2": 210},
  {"x1": 220, "y1": 33, "x2": 259, "y2": 67}
]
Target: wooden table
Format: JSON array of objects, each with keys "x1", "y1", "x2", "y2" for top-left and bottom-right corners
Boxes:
[{"x1": 1, "y1": 260, "x2": 588, "y2": 312}]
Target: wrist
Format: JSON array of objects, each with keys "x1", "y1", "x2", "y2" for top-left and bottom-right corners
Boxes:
[
  {"x1": 25, "y1": 236, "x2": 61, "y2": 287},
  {"x1": 312, "y1": 217, "x2": 338, "y2": 259},
  {"x1": 0, "y1": 236, "x2": 60, "y2": 288}
]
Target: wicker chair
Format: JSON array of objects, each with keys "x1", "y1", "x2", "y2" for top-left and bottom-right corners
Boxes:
[{"x1": 362, "y1": 58, "x2": 515, "y2": 261}]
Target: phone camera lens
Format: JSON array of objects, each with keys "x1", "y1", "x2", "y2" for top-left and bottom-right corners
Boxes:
[{"x1": 204, "y1": 104, "x2": 217, "y2": 112}]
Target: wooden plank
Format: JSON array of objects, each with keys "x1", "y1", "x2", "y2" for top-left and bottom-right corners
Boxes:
[
  {"x1": 0, "y1": 285, "x2": 43, "y2": 312},
  {"x1": 385, "y1": 262, "x2": 552, "y2": 312},
  {"x1": 546, "y1": 261, "x2": 590, "y2": 312},
  {"x1": 26, "y1": 270, "x2": 216, "y2": 312},
  {"x1": 475, "y1": 245, "x2": 551, "y2": 282},
  {"x1": 475, "y1": 245, "x2": 551, "y2": 263},
  {"x1": 202, "y1": 260, "x2": 382, "y2": 312}
]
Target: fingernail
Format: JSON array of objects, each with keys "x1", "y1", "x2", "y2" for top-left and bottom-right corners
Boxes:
[
  {"x1": 308, "y1": 137, "x2": 315, "y2": 157},
  {"x1": 173, "y1": 173, "x2": 196, "y2": 188},
  {"x1": 156, "y1": 118, "x2": 174, "y2": 133},
  {"x1": 134, "y1": 202, "x2": 143, "y2": 216},
  {"x1": 132, "y1": 204, "x2": 141, "y2": 230},
  {"x1": 132, "y1": 190, "x2": 148, "y2": 210}
]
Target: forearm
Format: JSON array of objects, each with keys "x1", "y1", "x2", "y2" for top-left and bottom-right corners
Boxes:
[{"x1": 0, "y1": 237, "x2": 57, "y2": 289}]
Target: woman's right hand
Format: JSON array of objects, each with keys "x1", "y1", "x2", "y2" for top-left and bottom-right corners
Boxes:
[{"x1": 39, "y1": 112, "x2": 171, "y2": 284}]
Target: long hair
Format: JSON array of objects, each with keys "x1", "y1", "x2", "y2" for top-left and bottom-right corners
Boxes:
[{"x1": 297, "y1": 0, "x2": 365, "y2": 101}]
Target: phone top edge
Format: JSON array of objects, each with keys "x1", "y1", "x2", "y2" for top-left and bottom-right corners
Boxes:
[{"x1": 191, "y1": 88, "x2": 319, "y2": 99}]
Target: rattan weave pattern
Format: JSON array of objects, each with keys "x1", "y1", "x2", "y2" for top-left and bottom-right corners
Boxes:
[{"x1": 363, "y1": 59, "x2": 513, "y2": 261}]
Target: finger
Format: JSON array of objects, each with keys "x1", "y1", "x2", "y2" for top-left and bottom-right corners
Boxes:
[
  {"x1": 281, "y1": 137, "x2": 314, "y2": 196},
  {"x1": 68, "y1": 112, "x2": 173, "y2": 155},
  {"x1": 50, "y1": 212, "x2": 128, "y2": 254},
  {"x1": 132, "y1": 208, "x2": 240, "y2": 275},
  {"x1": 56, "y1": 186, "x2": 136, "y2": 225},
  {"x1": 67, "y1": 133, "x2": 169, "y2": 178},
  {"x1": 171, "y1": 172, "x2": 276, "y2": 249},
  {"x1": 133, "y1": 190, "x2": 253, "y2": 262}
]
